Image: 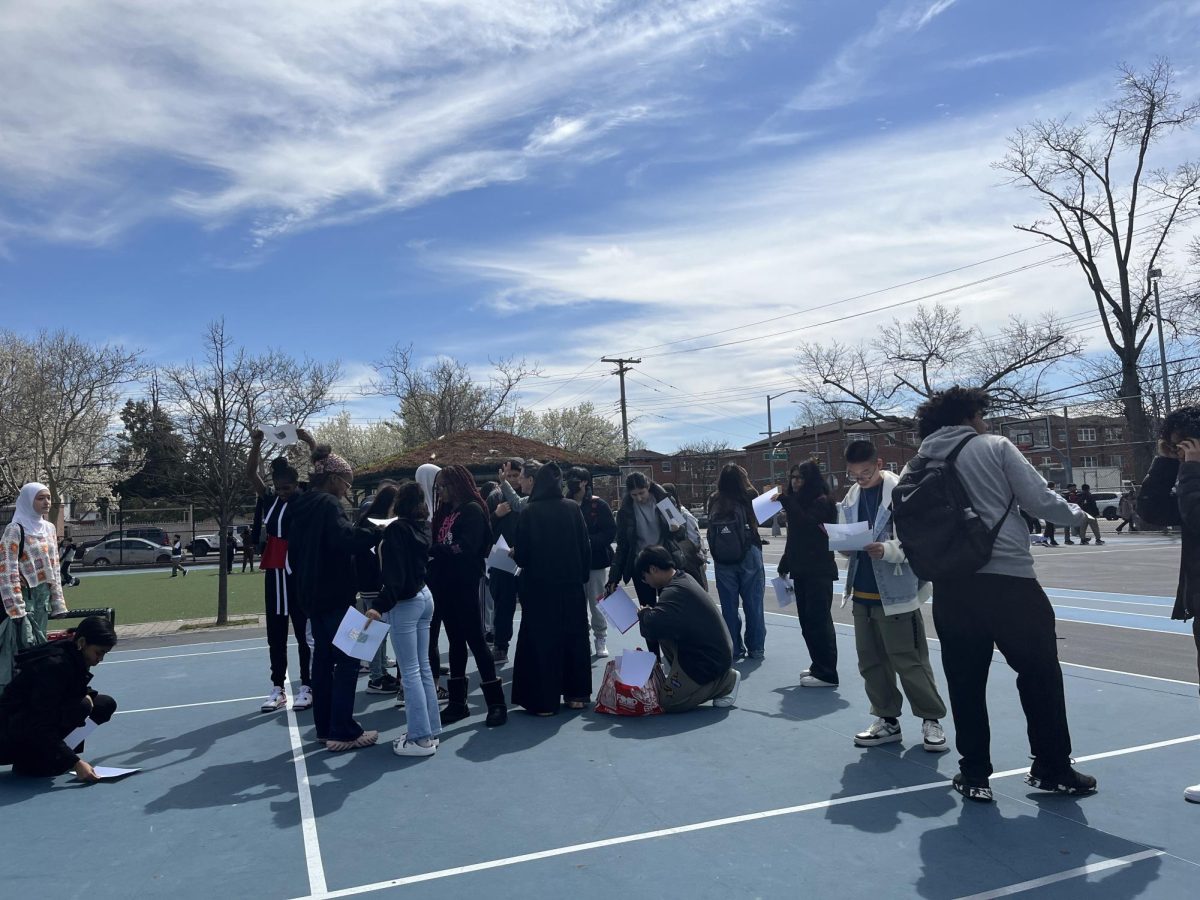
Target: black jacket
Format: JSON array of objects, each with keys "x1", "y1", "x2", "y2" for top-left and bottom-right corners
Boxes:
[
  {"x1": 487, "y1": 483, "x2": 523, "y2": 548},
  {"x1": 287, "y1": 490, "x2": 380, "y2": 616},
  {"x1": 580, "y1": 496, "x2": 616, "y2": 571},
  {"x1": 429, "y1": 501, "x2": 491, "y2": 591},
  {"x1": 0, "y1": 640, "x2": 95, "y2": 772},
  {"x1": 1078, "y1": 490, "x2": 1100, "y2": 517},
  {"x1": 778, "y1": 491, "x2": 838, "y2": 580},
  {"x1": 608, "y1": 481, "x2": 678, "y2": 584},
  {"x1": 514, "y1": 468, "x2": 591, "y2": 586},
  {"x1": 638, "y1": 572, "x2": 733, "y2": 684},
  {"x1": 1137, "y1": 457, "x2": 1199, "y2": 621},
  {"x1": 375, "y1": 519, "x2": 432, "y2": 613}
]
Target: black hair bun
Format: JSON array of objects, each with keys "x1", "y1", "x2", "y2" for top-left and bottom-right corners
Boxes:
[{"x1": 270, "y1": 456, "x2": 291, "y2": 476}]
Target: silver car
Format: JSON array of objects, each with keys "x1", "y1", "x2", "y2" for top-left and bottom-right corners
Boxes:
[{"x1": 83, "y1": 537, "x2": 174, "y2": 567}]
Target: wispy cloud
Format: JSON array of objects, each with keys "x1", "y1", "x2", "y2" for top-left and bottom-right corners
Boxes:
[
  {"x1": 942, "y1": 47, "x2": 1047, "y2": 70},
  {"x1": 0, "y1": 0, "x2": 772, "y2": 247}
]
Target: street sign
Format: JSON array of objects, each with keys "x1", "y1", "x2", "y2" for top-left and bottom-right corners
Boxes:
[{"x1": 763, "y1": 449, "x2": 788, "y2": 460}]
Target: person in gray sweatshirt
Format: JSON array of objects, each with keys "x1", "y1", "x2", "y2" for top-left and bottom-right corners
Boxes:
[{"x1": 912, "y1": 386, "x2": 1095, "y2": 803}]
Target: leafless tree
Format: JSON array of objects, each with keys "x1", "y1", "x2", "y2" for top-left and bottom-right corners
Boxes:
[
  {"x1": 996, "y1": 58, "x2": 1200, "y2": 477},
  {"x1": 366, "y1": 344, "x2": 539, "y2": 446},
  {"x1": 506, "y1": 401, "x2": 625, "y2": 460}
]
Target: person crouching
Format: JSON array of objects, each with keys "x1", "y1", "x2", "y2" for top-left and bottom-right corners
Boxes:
[
  {"x1": 634, "y1": 546, "x2": 740, "y2": 712},
  {"x1": 0, "y1": 616, "x2": 118, "y2": 781}
]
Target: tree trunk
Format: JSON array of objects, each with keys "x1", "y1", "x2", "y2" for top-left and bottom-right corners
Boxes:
[{"x1": 1119, "y1": 354, "x2": 1155, "y2": 482}]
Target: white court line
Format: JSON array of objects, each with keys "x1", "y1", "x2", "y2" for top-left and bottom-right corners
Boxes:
[
  {"x1": 955, "y1": 849, "x2": 1165, "y2": 899},
  {"x1": 104, "y1": 644, "x2": 271, "y2": 664},
  {"x1": 116, "y1": 695, "x2": 263, "y2": 715},
  {"x1": 292, "y1": 733, "x2": 1200, "y2": 900},
  {"x1": 107, "y1": 636, "x2": 268, "y2": 655},
  {"x1": 285, "y1": 675, "x2": 327, "y2": 896}
]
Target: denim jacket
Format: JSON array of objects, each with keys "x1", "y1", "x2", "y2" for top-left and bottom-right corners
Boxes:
[{"x1": 837, "y1": 471, "x2": 928, "y2": 616}]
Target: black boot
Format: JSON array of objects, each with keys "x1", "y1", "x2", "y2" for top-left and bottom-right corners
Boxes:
[
  {"x1": 440, "y1": 676, "x2": 470, "y2": 725},
  {"x1": 481, "y1": 678, "x2": 508, "y2": 727}
]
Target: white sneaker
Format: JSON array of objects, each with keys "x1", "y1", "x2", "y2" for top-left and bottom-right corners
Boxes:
[
  {"x1": 595, "y1": 636, "x2": 609, "y2": 657},
  {"x1": 799, "y1": 675, "x2": 837, "y2": 688},
  {"x1": 292, "y1": 685, "x2": 313, "y2": 711},
  {"x1": 1186, "y1": 783, "x2": 1200, "y2": 804},
  {"x1": 713, "y1": 669, "x2": 741, "y2": 708},
  {"x1": 402, "y1": 731, "x2": 439, "y2": 749},
  {"x1": 854, "y1": 718, "x2": 903, "y2": 747},
  {"x1": 260, "y1": 686, "x2": 286, "y2": 713},
  {"x1": 392, "y1": 737, "x2": 436, "y2": 757},
  {"x1": 922, "y1": 718, "x2": 949, "y2": 752},
  {"x1": 800, "y1": 668, "x2": 811, "y2": 679}
]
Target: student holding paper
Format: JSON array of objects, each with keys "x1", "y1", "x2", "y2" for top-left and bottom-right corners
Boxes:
[
  {"x1": 486, "y1": 458, "x2": 528, "y2": 664},
  {"x1": 512, "y1": 463, "x2": 593, "y2": 715},
  {"x1": 0, "y1": 616, "x2": 117, "y2": 781},
  {"x1": 288, "y1": 446, "x2": 383, "y2": 752},
  {"x1": 354, "y1": 486, "x2": 401, "y2": 698},
  {"x1": 567, "y1": 467, "x2": 617, "y2": 656},
  {"x1": 706, "y1": 464, "x2": 766, "y2": 661},
  {"x1": 777, "y1": 462, "x2": 840, "y2": 689},
  {"x1": 839, "y1": 441, "x2": 948, "y2": 754}
]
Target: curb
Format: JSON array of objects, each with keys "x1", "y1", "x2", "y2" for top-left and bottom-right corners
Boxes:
[{"x1": 115, "y1": 614, "x2": 268, "y2": 640}]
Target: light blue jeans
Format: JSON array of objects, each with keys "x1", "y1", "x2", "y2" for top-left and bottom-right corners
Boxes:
[
  {"x1": 714, "y1": 545, "x2": 766, "y2": 657},
  {"x1": 383, "y1": 588, "x2": 441, "y2": 743}
]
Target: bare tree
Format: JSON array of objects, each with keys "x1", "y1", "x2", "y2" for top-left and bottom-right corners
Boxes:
[
  {"x1": 508, "y1": 401, "x2": 625, "y2": 460},
  {"x1": 996, "y1": 58, "x2": 1200, "y2": 477},
  {"x1": 312, "y1": 411, "x2": 403, "y2": 472},
  {"x1": 0, "y1": 330, "x2": 144, "y2": 519},
  {"x1": 796, "y1": 303, "x2": 1080, "y2": 444},
  {"x1": 366, "y1": 344, "x2": 539, "y2": 446},
  {"x1": 161, "y1": 321, "x2": 339, "y2": 625}
]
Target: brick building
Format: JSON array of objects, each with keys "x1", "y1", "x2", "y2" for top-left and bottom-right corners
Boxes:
[
  {"x1": 624, "y1": 447, "x2": 748, "y2": 510},
  {"x1": 993, "y1": 413, "x2": 1136, "y2": 488}
]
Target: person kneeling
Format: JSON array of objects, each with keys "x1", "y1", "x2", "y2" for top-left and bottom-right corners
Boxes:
[
  {"x1": 634, "y1": 546, "x2": 740, "y2": 712},
  {"x1": 0, "y1": 616, "x2": 118, "y2": 782}
]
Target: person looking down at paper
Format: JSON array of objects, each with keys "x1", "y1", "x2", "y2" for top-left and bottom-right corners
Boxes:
[
  {"x1": 487, "y1": 458, "x2": 532, "y2": 665},
  {"x1": 634, "y1": 546, "x2": 739, "y2": 713},
  {"x1": 0, "y1": 616, "x2": 117, "y2": 781}
]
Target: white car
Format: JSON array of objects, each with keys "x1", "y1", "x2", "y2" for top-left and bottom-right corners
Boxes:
[{"x1": 189, "y1": 532, "x2": 245, "y2": 557}]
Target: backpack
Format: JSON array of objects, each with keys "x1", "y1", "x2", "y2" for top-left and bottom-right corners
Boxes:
[
  {"x1": 706, "y1": 502, "x2": 751, "y2": 565},
  {"x1": 891, "y1": 433, "x2": 1013, "y2": 581}
]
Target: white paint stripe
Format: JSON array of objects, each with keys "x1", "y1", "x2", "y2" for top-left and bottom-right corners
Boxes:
[
  {"x1": 105, "y1": 644, "x2": 274, "y2": 664},
  {"x1": 291, "y1": 733, "x2": 1200, "y2": 900},
  {"x1": 115, "y1": 695, "x2": 264, "y2": 715},
  {"x1": 107, "y1": 636, "x2": 268, "y2": 655},
  {"x1": 1055, "y1": 660, "x2": 1198, "y2": 687},
  {"x1": 286, "y1": 676, "x2": 327, "y2": 896},
  {"x1": 954, "y1": 849, "x2": 1165, "y2": 899}
]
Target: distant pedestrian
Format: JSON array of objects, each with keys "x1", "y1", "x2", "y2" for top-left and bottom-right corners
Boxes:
[
  {"x1": 1042, "y1": 481, "x2": 1060, "y2": 546},
  {"x1": 170, "y1": 534, "x2": 187, "y2": 578},
  {"x1": 1116, "y1": 489, "x2": 1138, "y2": 533},
  {"x1": 225, "y1": 532, "x2": 237, "y2": 574},
  {"x1": 1062, "y1": 484, "x2": 1079, "y2": 544},
  {"x1": 1076, "y1": 485, "x2": 1104, "y2": 545},
  {"x1": 59, "y1": 539, "x2": 81, "y2": 587},
  {"x1": 240, "y1": 526, "x2": 256, "y2": 572}
]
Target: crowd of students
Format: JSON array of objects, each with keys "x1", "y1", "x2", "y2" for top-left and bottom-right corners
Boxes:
[{"x1": 0, "y1": 387, "x2": 1198, "y2": 806}]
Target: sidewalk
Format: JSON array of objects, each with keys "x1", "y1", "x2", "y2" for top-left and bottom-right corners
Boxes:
[{"x1": 115, "y1": 613, "x2": 268, "y2": 640}]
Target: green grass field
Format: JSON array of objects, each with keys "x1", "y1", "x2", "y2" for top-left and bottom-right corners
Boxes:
[{"x1": 61, "y1": 567, "x2": 264, "y2": 626}]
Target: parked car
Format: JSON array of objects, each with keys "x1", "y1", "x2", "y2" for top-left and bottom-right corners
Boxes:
[
  {"x1": 82, "y1": 537, "x2": 174, "y2": 567},
  {"x1": 189, "y1": 531, "x2": 244, "y2": 557},
  {"x1": 690, "y1": 507, "x2": 709, "y2": 529},
  {"x1": 79, "y1": 527, "x2": 171, "y2": 552},
  {"x1": 1092, "y1": 491, "x2": 1120, "y2": 519}
]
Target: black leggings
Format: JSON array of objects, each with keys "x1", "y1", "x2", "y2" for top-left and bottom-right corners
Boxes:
[
  {"x1": 265, "y1": 570, "x2": 310, "y2": 687},
  {"x1": 435, "y1": 580, "x2": 497, "y2": 683}
]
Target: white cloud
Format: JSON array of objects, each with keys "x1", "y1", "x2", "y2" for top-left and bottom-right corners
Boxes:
[{"x1": 0, "y1": 0, "x2": 772, "y2": 246}]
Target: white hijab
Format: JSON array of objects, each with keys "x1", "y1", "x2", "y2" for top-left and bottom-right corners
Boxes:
[
  {"x1": 13, "y1": 482, "x2": 52, "y2": 538},
  {"x1": 415, "y1": 464, "x2": 441, "y2": 522}
]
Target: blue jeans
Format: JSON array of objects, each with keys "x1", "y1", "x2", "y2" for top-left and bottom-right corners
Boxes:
[
  {"x1": 714, "y1": 545, "x2": 765, "y2": 656},
  {"x1": 310, "y1": 606, "x2": 364, "y2": 743},
  {"x1": 384, "y1": 588, "x2": 441, "y2": 743}
]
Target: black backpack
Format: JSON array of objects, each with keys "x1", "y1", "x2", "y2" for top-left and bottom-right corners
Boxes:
[
  {"x1": 707, "y1": 503, "x2": 751, "y2": 565},
  {"x1": 891, "y1": 434, "x2": 1013, "y2": 581}
]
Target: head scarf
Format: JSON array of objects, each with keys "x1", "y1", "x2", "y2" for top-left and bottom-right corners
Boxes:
[
  {"x1": 312, "y1": 452, "x2": 353, "y2": 481},
  {"x1": 14, "y1": 482, "x2": 52, "y2": 538},
  {"x1": 415, "y1": 464, "x2": 441, "y2": 522}
]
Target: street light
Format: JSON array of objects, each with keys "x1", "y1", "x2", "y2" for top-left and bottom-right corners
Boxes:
[
  {"x1": 1148, "y1": 267, "x2": 1171, "y2": 415},
  {"x1": 765, "y1": 389, "x2": 807, "y2": 486}
]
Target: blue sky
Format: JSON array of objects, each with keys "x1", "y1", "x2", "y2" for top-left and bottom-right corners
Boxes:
[{"x1": 1, "y1": 0, "x2": 1198, "y2": 449}]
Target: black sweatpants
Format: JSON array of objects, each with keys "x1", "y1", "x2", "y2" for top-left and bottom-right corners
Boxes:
[
  {"x1": 0, "y1": 694, "x2": 117, "y2": 777},
  {"x1": 932, "y1": 573, "x2": 1073, "y2": 782},
  {"x1": 490, "y1": 569, "x2": 519, "y2": 652},
  {"x1": 435, "y1": 580, "x2": 497, "y2": 683},
  {"x1": 792, "y1": 575, "x2": 838, "y2": 684},
  {"x1": 265, "y1": 569, "x2": 310, "y2": 687}
]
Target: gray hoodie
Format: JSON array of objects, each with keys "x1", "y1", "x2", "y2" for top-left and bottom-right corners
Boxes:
[{"x1": 913, "y1": 425, "x2": 1088, "y2": 579}]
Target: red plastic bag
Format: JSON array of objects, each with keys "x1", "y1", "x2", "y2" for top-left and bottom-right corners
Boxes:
[
  {"x1": 260, "y1": 535, "x2": 288, "y2": 570},
  {"x1": 594, "y1": 658, "x2": 665, "y2": 716}
]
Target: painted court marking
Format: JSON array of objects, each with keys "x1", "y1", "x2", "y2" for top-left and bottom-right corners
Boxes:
[
  {"x1": 955, "y1": 849, "x2": 1165, "y2": 899},
  {"x1": 116, "y1": 695, "x2": 263, "y2": 715},
  {"x1": 291, "y1": 733, "x2": 1200, "y2": 900},
  {"x1": 285, "y1": 675, "x2": 328, "y2": 896}
]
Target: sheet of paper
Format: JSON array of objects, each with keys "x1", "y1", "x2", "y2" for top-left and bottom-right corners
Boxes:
[
  {"x1": 265, "y1": 423, "x2": 299, "y2": 447},
  {"x1": 617, "y1": 649, "x2": 657, "y2": 688},
  {"x1": 368, "y1": 516, "x2": 397, "y2": 527},
  {"x1": 824, "y1": 520, "x2": 873, "y2": 551},
  {"x1": 87, "y1": 766, "x2": 141, "y2": 780},
  {"x1": 65, "y1": 717, "x2": 98, "y2": 748},
  {"x1": 598, "y1": 585, "x2": 640, "y2": 634},
  {"x1": 751, "y1": 487, "x2": 783, "y2": 525},
  {"x1": 656, "y1": 498, "x2": 686, "y2": 529},
  {"x1": 771, "y1": 576, "x2": 795, "y2": 608},
  {"x1": 486, "y1": 535, "x2": 519, "y2": 575},
  {"x1": 331, "y1": 606, "x2": 391, "y2": 661}
]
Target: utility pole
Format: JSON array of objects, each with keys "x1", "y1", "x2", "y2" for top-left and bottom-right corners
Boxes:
[
  {"x1": 602, "y1": 357, "x2": 640, "y2": 463},
  {"x1": 1149, "y1": 267, "x2": 1171, "y2": 415}
]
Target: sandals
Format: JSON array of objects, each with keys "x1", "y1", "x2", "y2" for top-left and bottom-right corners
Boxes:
[{"x1": 326, "y1": 730, "x2": 379, "y2": 753}]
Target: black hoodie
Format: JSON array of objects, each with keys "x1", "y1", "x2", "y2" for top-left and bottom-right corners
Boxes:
[
  {"x1": 514, "y1": 466, "x2": 591, "y2": 586},
  {"x1": 0, "y1": 639, "x2": 96, "y2": 772},
  {"x1": 287, "y1": 490, "x2": 380, "y2": 616},
  {"x1": 374, "y1": 518, "x2": 433, "y2": 613}
]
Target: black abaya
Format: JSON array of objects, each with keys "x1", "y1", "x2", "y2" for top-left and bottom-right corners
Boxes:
[{"x1": 511, "y1": 576, "x2": 591, "y2": 714}]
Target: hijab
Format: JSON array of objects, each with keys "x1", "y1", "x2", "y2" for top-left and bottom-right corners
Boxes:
[
  {"x1": 415, "y1": 464, "x2": 441, "y2": 523},
  {"x1": 14, "y1": 482, "x2": 52, "y2": 538}
]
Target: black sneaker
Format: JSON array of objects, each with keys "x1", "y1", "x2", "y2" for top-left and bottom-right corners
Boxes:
[
  {"x1": 367, "y1": 674, "x2": 400, "y2": 694},
  {"x1": 952, "y1": 773, "x2": 994, "y2": 803},
  {"x1": 1094, "y1": 539, "x2": 1105, "y2": 545},
  {"x1": 1025, "y1": 764, "x2": 1098, "y2": 796}
]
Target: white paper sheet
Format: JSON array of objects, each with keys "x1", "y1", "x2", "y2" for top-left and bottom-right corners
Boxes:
[
  {"x1": 751, "y1": 487, "x2": 783, "y2": 525},
  {"x1": 598, "y1": 585, "x2": 640, "y2": 634},
  {"x1": 824, "y1": 520, "x2": 873, "y2": 551},
  {"x1": 368, "y1": 516, "x2": 397, "y2": 527},
  {"x1": 486, "y1": 535, "x2": 519, "y2": 575},
  {"x1": 617, "y1": 649, "x2": 656, "y2": 687},
  {"x1": 65, "y1": 717, "x2": 98, "y2": 748},
  {"x1": 771, "y1": 576, "x2": 795, "y2": 608},
  {"x1": 332, "y1": 606, "x2": 391, "y2": 661},
  {"x1": 86, "y1": 766, "x2": 141, "y2": 780},
  {"x1": 656, "y1": 498, "x2": 686, "y2": 530},
  {"x1": 265, "y1": 423, "x2": 299, "y2": 447}
]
